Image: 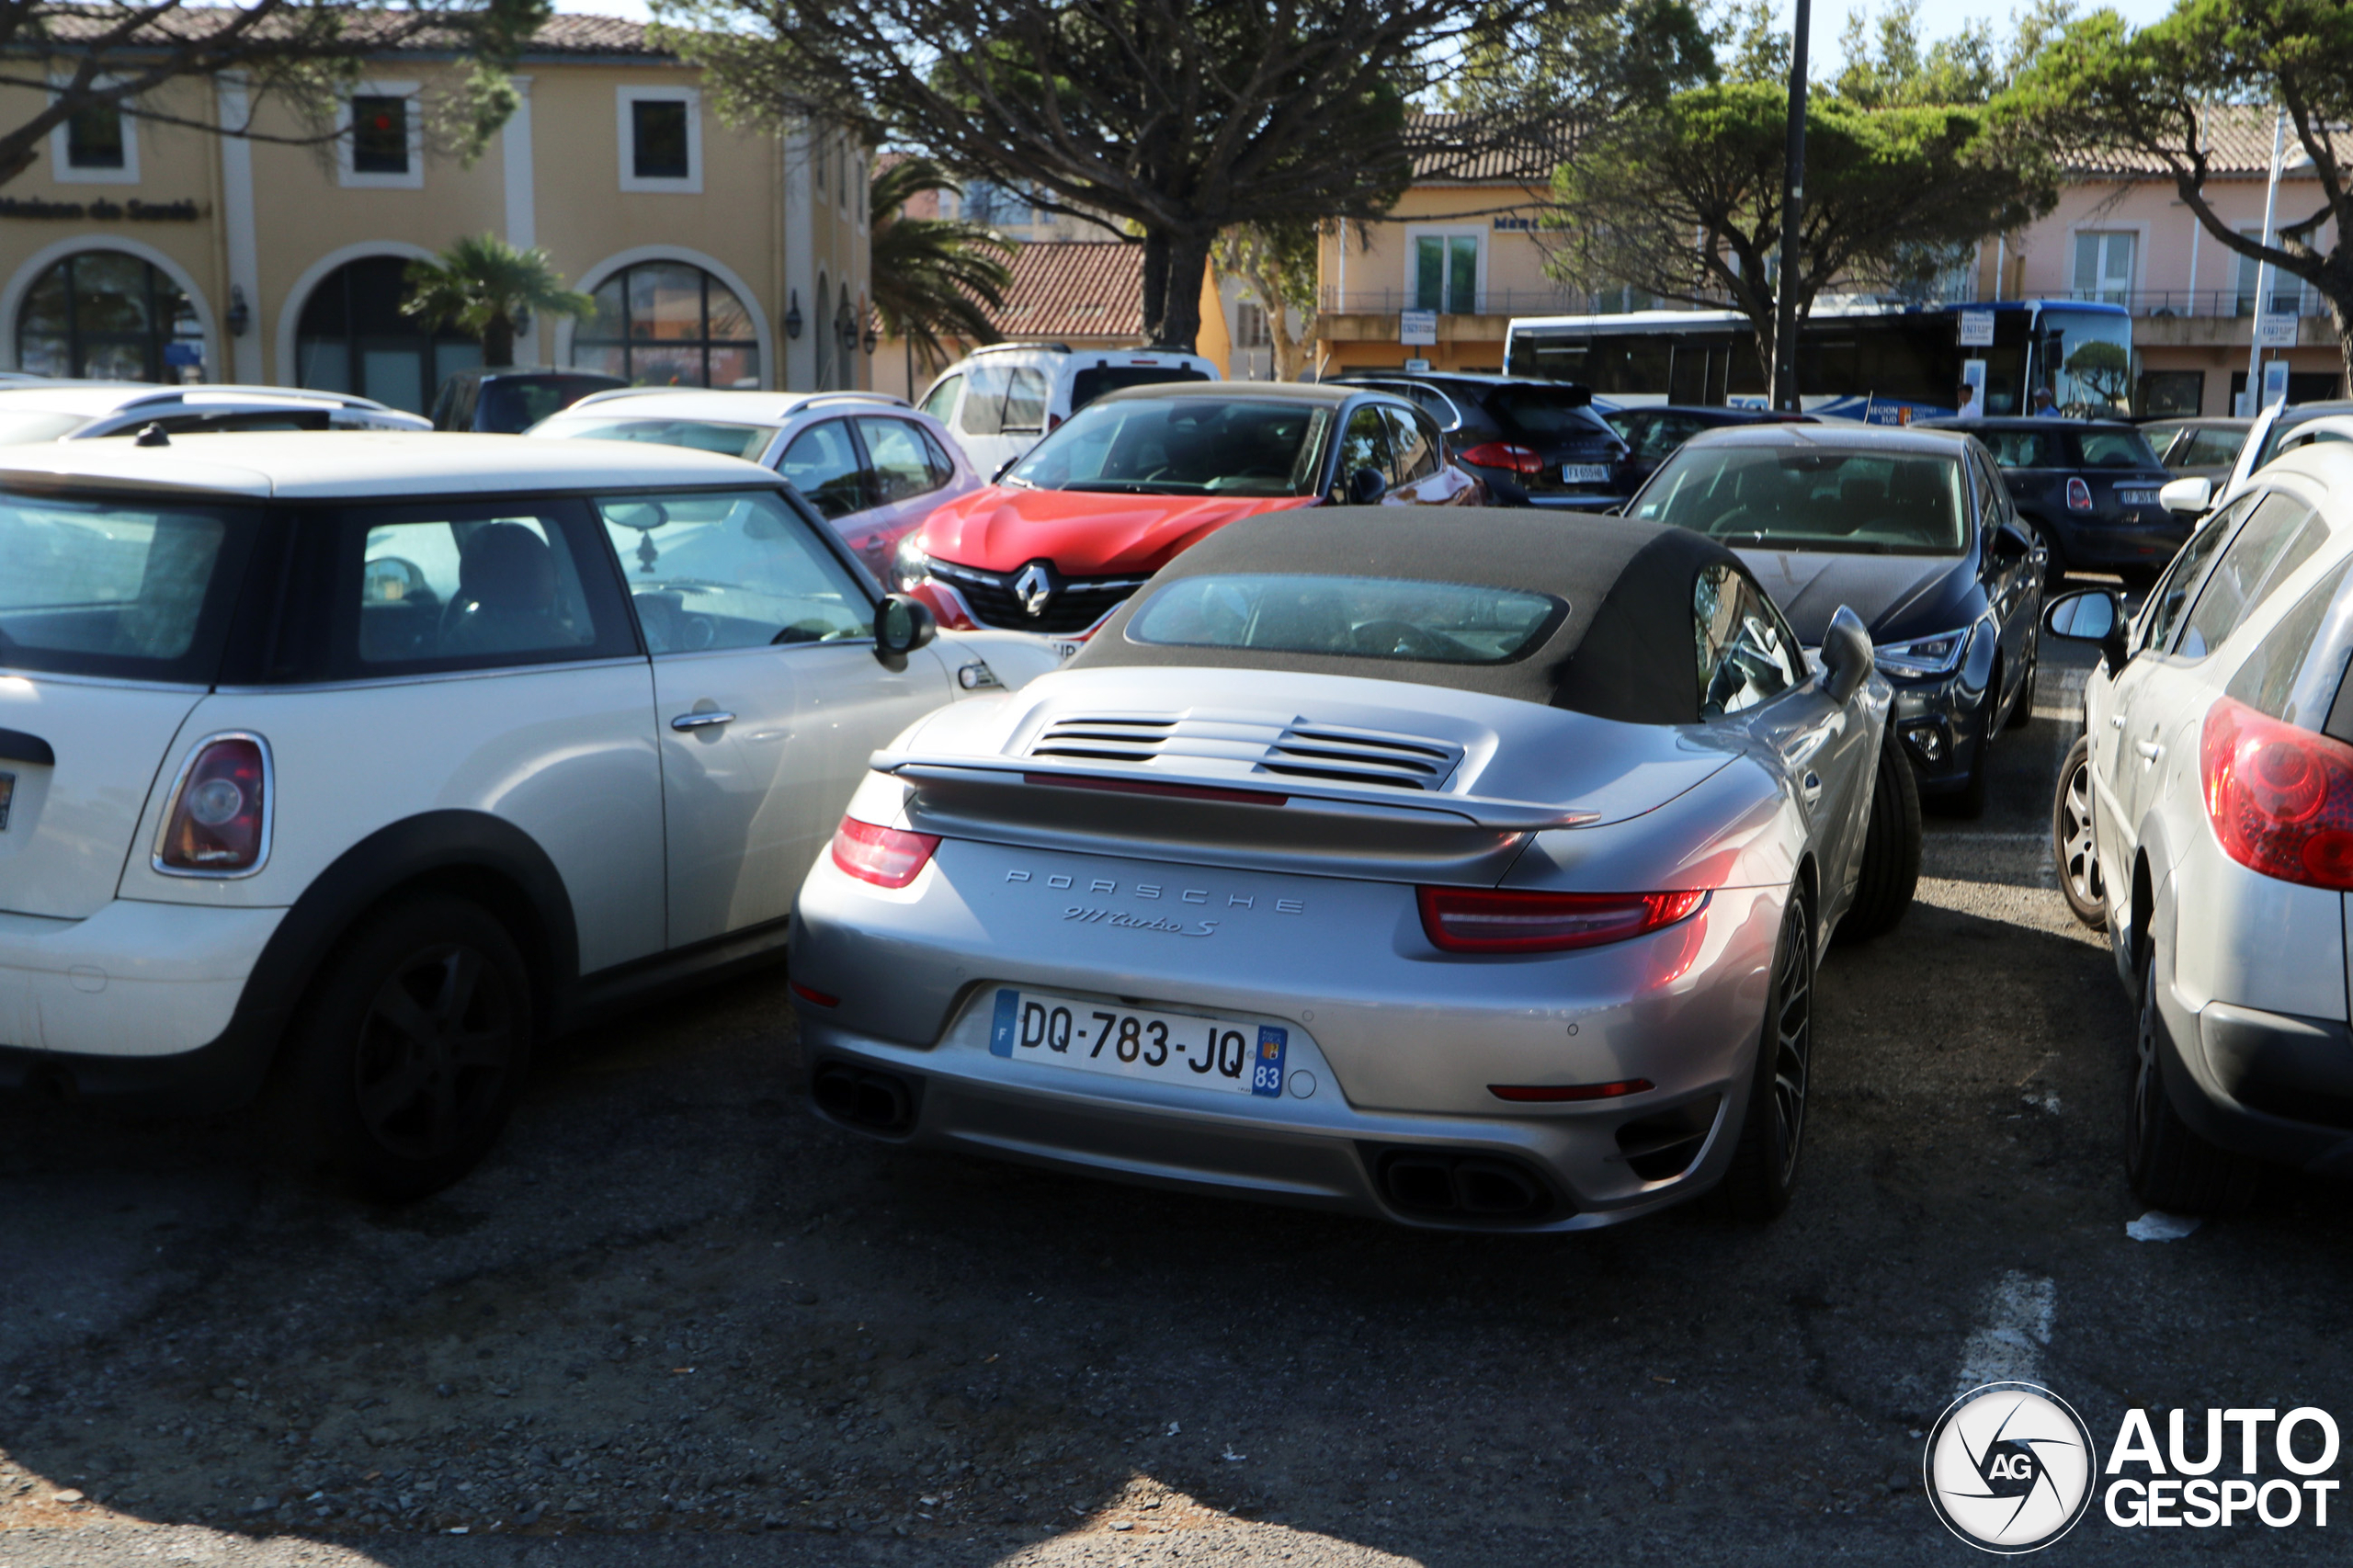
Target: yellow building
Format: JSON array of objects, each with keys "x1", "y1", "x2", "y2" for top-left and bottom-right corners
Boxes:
[
  {"x1": 1314, "y1": 119, "x2": 1578, "y2": 376},
  {"x1": 0, "y1": 15, "x2": 870, "y2": 409}
]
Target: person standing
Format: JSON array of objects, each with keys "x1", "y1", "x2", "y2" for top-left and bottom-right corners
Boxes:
[{"x1": 1955, "y1": 381, "x2": 1984, "y2": 418}]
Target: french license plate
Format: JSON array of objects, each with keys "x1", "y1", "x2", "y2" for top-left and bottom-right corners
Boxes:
[
  {"x1": 0, "y1": 772, "x2": 12, "y2": 832},
  {"x1": 988, "y1": 987, "x2": 1288, "y2": 1096},
  {"x1": 1563, "y1": 463, "x2": 1612, "y2": 484},
  {"x1": 1051, "y1": 640, "x2": 1082, "y2": 662},
  {"x1": 2118, "y1": 488, "x2": 2159, "y2": 507}
]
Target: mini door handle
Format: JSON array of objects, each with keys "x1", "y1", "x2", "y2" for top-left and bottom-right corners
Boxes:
[
  {"x1": 2110, "y1": 714, "x2": 2127, "y2": 729},
  {"x1": 2134, "y1": 740, "x2": 2162, "y2": 760},
  {"x1": 671, "y1": 710, "x2": 736, "y2": 732}
]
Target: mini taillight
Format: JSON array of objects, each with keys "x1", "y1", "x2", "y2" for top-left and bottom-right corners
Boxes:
[
  {"x1": 155, "y1": 734, "x2": 270, "y2": 876},
  {"x1": 1455, "y1": 441, "x2": 1545, "y2": 476},
  {"x1": 1490, "y1": 1079, "x2": 1654, "y2": 1102},
  {"x1": 1416, "y1": 887, "x2": 1709, "y2": 953},
  {"x1": 830, "y1": 815, "x2": 942, "y2": 888},
  {"x1": 2066, "y1": 477, "x2": 2095, "y2": 512},
  {"x1": 790, "y1": 982, "x2": 841, "y2": 1008},
  {"x1": 1046, "y1": 412, "x2": 1064, "y2": 433},
  {"x1": 2200, "y1": 697, "x2": 2353, "y2": 890}
]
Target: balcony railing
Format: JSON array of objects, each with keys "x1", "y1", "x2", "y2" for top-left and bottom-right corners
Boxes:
[
  {"x1": 2071, "y1": 287, "x2": 2330, "y2": 319},
  {"x1": 1318, "y1": 288, "x2": 1611, "y2": 316},
  {"x1": 1314, "y1": 284, "x2": 2336, "y2": 322}
]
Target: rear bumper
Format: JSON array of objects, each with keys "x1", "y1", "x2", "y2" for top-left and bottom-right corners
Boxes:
[
  {"x1": 2160, "y1": 992, "x2": 2353, "y2": 1172},
  {"x1": 0, "y1": 899, "x2": 283, "y2": 1114}
]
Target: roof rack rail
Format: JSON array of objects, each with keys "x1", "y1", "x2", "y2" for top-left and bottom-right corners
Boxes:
[
  {"x1": 968, "y1": 341, "x2": 1073, "y2": 356},
  {"x1": 799, "y1": 392, "x2": 912, "y2": 409}
]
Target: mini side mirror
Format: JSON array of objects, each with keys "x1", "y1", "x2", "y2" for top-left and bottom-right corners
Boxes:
[
  {"x1": 1346, "y1": 465, "x2": 1389, "y2": 506},
  {"x1": 2045, "y1": 587, "x2": 2127, "y2": 673},
  {"x1": 1822, "y1": 605, "x2": 1874, "y2": 705},
  {"x1": 2159, "y1": 475, "x2": 2213, "y2": 516},
  {"x1": 873, "y1": 593, "x2": 938, "y2": 667}
]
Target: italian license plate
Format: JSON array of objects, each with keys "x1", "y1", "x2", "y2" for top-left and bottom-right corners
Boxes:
[
  {"x1": 2118, "y1": 488, "x2": 2159, "y2": 506},
  {"x1": 1563, "y1": 463, "x2": 1612, "y2": 484},
  {"x1": 988, "y1": 987, "x2": 1288, "y2": 1096},
  {"x1": 0, "y1": 772, "x2": 12, "y2": 832}
]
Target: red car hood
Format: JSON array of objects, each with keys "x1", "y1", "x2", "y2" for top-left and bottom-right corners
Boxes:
[{"x1": 918, "y1": 487, "x2": 1319, "y2": 575}]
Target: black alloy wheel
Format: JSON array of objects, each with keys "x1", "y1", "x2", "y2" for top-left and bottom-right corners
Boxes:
[
  {"x1": 1838, "y1": 731, "x2": 1921, "y2": 941},
  {"x1": 2052, "y1": 734, "x2": 2105, "y2": 927},
  {"x1": 277, "y1": 897, "x2": 533, "y2": 1201},
  {"x1": 1717, "y1": 890, "x2": 1813, "y2": 1220},
  {"x1": 2125, "y1": 948, "x2": 2258, "y2": 1213}
]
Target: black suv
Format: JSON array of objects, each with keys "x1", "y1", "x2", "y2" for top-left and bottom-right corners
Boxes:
[
  {"x1": 431, "y1": 367, "x2": 628, "y2": 434},
  {"x1": 1920, "y1": 416, "x2": 2180, "y2": 585},
  {"x1": 1329, "y1": 371, "x2": 1628, "y2": 508},
  {"x1": 1605, "y1": 404, "x2": 1818, "y2": 494}
]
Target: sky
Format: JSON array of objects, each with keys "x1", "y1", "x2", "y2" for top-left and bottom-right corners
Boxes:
[{"x1": 552, "y1": 0, "x2": 2185, "y2": 74}]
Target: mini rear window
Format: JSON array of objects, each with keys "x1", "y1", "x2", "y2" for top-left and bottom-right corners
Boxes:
[
  {"x1": 1069, "y1": 365, "x2": 1211, "y2": 415},
  {"x1": 0, "y1": 492, "x2": 256, "y2": 682},
  {"x1": 2072, "y1": 430, "x2": 2161, "y2": 468},
  {"x1": 1125, "y1": 574, "x2": 1563, "y2": 665}
]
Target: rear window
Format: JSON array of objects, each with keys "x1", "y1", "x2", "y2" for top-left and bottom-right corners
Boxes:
[
  {"x1": 1070, "y1": 365, "x2": 1210, "y2": 415},
  {"x1": 2071, "y1": 429, "x2": 2161, "y2": 468},
  {"x1": 1977, "y1": 428, "x2": 2055, "y2": 470},
  {"x1": 1483, "y1": 388, "x2": 1613, "y2": 444},
  {"x1": 0, "y1": 492, "x2": 255, "y2": 682},
  {"x1": 479, "y1": 376, "x2": 622, "y2": 434},
  {"x1": 531, "y1": 415, "x2": 774, "y2": 460},
  {"x1": 1126, "y1": 574, "x2": 1563, "y2": 664}
]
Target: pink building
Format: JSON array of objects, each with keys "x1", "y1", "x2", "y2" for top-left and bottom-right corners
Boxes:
[{"x1": 1990, "y1": 105, "x2": 2344, "y2": 415}]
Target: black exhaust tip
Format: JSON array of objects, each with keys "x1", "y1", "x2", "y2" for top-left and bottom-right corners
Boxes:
[
  {"x1": 1369, "y1": 1147, "x2": 1558, "y2": 1221},
  {"x1": 812, "y1": 1062, "x2": 919, "y2": 1134}
]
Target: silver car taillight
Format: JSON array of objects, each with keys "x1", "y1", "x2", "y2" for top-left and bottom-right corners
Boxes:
[{"x1": 153, "y1": 733, "x2": 272, "y2": 878}]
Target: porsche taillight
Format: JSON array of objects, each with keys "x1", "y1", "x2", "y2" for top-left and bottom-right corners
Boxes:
[
  {"x1": 1415, "y1": 887, "x2": 1709, "y2": 953},
  {"x1": 155, "y1": 734, "x2": 271, "y2": 876},
  {"x1": 2200, "y1": 697, "x2": 2353, "y2": 890},
  {"x1": 1455, "y1": 441, "x2": 1545, "y2": 476},
  {"x1": 830, "y1": 815, "x2": 942, "y2": 888}
]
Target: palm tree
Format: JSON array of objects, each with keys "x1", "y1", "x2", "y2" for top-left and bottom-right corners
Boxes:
[
  {"x1": 870, "y1": 157, "x2": 1017, "y2": 370},
  {"x1": 402, "y1": 233, "x2": 595, "y2": 369}
]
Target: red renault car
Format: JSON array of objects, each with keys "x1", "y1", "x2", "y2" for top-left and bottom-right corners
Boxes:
[{"x1": 895, "y1": 382, "x2": 1481, "y2": 640}]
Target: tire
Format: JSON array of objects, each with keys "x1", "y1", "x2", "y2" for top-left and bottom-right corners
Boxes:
[
  {"x1": 1715, "y1": 888, "x2": 1814, "y2": 1221},
  {"x1": 1948, "y1": 683, "x2": 1994, "y2": 820},
  {"x1": 2004, "y1": 638, "x2": 2039, "y2": 730},
  {"x1": 274, "y1": 896, "x2": 534, "y2": 1202},
  {"x1": 2126, "y1": 948, "x2": 2259, "y2": 1214},
  {"x1": 1840, "y1": 732, "x2": 1920, "y2": 941},
  {"x1": 2039, "y1": 531, "x2": 2070, "y2": 594},
  {"x1": 2052, "y1": 734, "x2": 2105, "y2": 928}
]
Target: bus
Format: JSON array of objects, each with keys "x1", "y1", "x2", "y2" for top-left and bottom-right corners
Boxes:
[{"x1": 1502, "y1": 298, "x2": 2135, "y2": 421}]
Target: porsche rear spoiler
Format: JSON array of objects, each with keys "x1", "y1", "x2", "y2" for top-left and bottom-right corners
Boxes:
[{"x1": 872, "y1": 752, "x2": 1602, "y2": 832}]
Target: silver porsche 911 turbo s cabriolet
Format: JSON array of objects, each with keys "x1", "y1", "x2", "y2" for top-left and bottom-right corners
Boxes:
[{"x1": 787, "y1": 511, "x2": 1921, "y2": 1230}]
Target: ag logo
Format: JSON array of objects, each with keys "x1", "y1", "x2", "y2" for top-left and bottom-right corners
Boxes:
[{"x1": 1925, "y1": 1381, "x2": 2097, "y2": 1553}]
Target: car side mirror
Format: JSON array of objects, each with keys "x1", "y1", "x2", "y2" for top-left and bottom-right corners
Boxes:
[
  {"x1": 2045, "y1": 587, "x2": 2127, "y2": 674},
  {"x1": 873, "y1": 593, "x2": 938, "y2": 668},
  {"x1": 1990, "y1": 520, "x2": 2034, "y2": 564},
  {"x1": 1346, "y1": 466, "x2": 1389, "y2": 506},
  {"x1": 1822, "y1": 606, "x2": 1873, "y2": 705},
  {"x1": 2159, "y1": 475, "x2": 2213, "y2": 516},
  {"x1": 991, "y1": 459, "x2": 1017, "y2": 484}
]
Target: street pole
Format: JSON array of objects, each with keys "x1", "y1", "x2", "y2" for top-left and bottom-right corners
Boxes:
[
  {"x1": 1774, "y1": 0, "x2": 1812, "y2": 413},
  {"x1": 2245, "y1": 104, "x2": 2287, "y2": 413}
]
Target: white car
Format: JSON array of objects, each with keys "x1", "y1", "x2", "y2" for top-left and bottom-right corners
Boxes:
[
  {"x1": 0, "y1": 382, "x2": 427, "y2": 444},
  {"x1": 526, "y1": 388, "x2": 980, "y2": 586},
  {"x1": 915, "y1": 342, "x2": 1219, "y2": 481},
  {"x1": 0, "y1": 431, "x2": 1055, "y2": 1198},
  {"x1": 2045, "y1": 441, "x2": 2353, "y2": 1210}
]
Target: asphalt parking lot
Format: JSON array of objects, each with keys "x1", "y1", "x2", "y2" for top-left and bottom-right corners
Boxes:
[{"x1": 4, "y1": 635, "x2": 2350, "y2": 1567}]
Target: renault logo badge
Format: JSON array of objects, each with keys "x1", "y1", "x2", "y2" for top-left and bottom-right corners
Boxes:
[{"x1": 1013, "y1": 562, "x2": 1055, "y2": 618}]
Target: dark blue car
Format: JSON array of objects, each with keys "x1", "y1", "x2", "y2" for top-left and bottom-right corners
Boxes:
[{"x1": 1624, "y1": 423, "x2": 2045, "y2": 815}]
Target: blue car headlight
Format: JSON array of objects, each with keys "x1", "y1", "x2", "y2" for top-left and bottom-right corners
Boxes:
[{"x1": 1872, "y1": 629, "x2": 1970, "y2": 679}]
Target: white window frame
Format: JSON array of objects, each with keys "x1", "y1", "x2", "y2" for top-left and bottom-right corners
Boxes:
[
  {"x1": 1403, "y1": 224, "x2": 1485, "y2": 315},
  {"x1": 47, "y1": 78, "x2": 139, "y2": 186},
  {"x1": 336, "y1": 81, "x2": 423, "y2": 189},
  {"x1": 618, "y1": 85, "x2": 701, "y2": 194},
  {"x1": 2068, "y1": 225, "x2": 2142, "y2": 306}
]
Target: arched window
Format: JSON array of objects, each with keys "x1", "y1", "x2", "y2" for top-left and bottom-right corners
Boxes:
[
  {"x1": 295, "y1": 255, "x2": 478, "y2": 415},
  {"x1": 17, "y1": 250, "x2": 203, "y2": 381},
  {"x1": 572, "y1": 261, "x2": 758, "y2": 388},
  {"x1": 835, "y1": 282, "x2": 855, "y2": 389},
  {"x1": 812, "y1": 268, "x2": 831, "y2": 391}
]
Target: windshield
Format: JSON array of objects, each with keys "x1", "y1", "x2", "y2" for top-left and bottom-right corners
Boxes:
[
  {"x1": 532, "y1": 415, "x2": 774, "y2": 461},
  {"x1": 478, "y1": 376, "x2": 621, "y2": 434},
  {"x1": 0, "y1": 492, "x2": 253, "y2": 680},
  {"x1": 2042, "y1": 306, "x2": 2134, "y2": 417},
  {"x1": 1006, "y1": 398, "x2": 1334, "y2": 496},
  {"x1": 0, "y1": 411, "x2": 88, "y2": 445},
  {"x1": 1127, "y1": 574, "x2": 1563, "y2": 664},
  {"x1": 597, "y1": 491, "x2": 870, "y2": 648},
  {"x1": 1631, "y1": 446, "x2": 1968, "y2": 555}
]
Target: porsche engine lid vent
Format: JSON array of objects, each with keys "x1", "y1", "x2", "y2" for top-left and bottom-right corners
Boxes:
[{"x1": 1026, "y1": 712, "x2": 1466, "y2": 792}]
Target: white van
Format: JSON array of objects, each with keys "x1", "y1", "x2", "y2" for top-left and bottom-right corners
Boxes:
[{"x1": 916, "y1": 342, "x2": 1219, "y2": 481}]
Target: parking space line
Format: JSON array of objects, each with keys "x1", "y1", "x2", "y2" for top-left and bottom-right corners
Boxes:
[{"x1": 1954, "y1": 1271, "x2": 2057, "y2": 1393}]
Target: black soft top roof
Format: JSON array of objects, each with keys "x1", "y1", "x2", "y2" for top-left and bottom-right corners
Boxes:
[{"x1": 1068, "y1": 510, "x2": 1745, "y2": 726}]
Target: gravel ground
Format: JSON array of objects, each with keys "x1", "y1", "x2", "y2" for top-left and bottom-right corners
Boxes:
[{"x1": 4, "y1": 639, "x2": 2351, "y2": 1566}]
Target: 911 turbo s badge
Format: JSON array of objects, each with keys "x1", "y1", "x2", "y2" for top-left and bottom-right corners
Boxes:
[{"x1": 1062, "y1": 906, "x2": 1220, "y2": 937}]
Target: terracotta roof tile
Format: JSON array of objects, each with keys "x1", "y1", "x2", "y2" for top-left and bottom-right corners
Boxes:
[
  {"x1": 1407, "y1": 110, "x2": 1579, "y2": 185},
  {"x1": 20, "y1": 6, "x2": 667, "y2": 58},
  {"x1": 2070, "y1": 102, "x2": 2329, "y2": 180},
  {"x1": 983, "y1": 240, "x2": 1143, "y2": 341}
]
